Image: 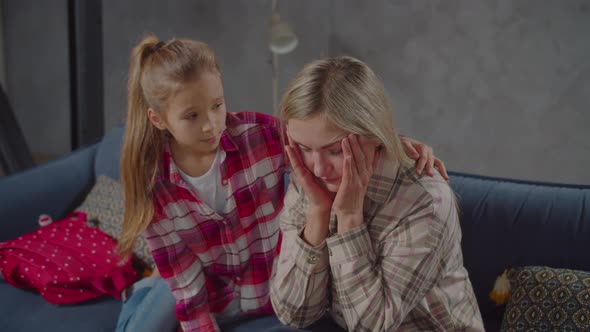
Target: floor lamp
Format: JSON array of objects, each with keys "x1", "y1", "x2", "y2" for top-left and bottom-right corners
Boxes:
[{"x1": 270, "y1": 0, "x2": 298, "y2": 114}]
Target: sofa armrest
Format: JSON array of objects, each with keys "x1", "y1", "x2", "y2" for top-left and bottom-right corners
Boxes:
[{"x1": 0, "y1": 144, "x2": 98, "y2": 242}]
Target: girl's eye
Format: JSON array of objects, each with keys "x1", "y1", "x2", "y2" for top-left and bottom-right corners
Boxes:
[
  {"x1": 185, "y1": 113, "x2": 197, "y2": 120},
  {"x1": 329, "y1": 150, "x2": 343, "y2": 156},
  {"x1": 213, "y1": 103, "x2": 223, "y2": 110}
]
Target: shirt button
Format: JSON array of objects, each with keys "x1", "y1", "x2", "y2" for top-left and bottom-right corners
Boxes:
[
  {"x1": 222, "y1": 179, "x2": 228, "y2": 185},
  {"x1": 307, "y1": 255, "x2": 318, "y2": 264},
  {"x1": 236, "y1": 276, "x2": 241, "y2": 281}
]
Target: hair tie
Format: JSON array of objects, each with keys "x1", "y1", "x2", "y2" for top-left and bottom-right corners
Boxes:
[{"x1": 152, "y1": 41, "x2": 165, "y2": 52}]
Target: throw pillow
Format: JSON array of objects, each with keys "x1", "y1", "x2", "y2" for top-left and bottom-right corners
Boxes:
[
  {"x1": 500, "y1": 266, "x2": 590, "y2": 332},
  {"x1": 76, "y1": 175, "x2": 155, "y2": 269}
]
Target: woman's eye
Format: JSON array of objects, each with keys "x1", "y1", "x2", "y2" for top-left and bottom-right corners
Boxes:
[
  {"x1": 185, "y1": 113, "x2": 197, "y2": 120},
  {"x1": 213, "y1": 103, "x2": 223, "y2": 110},
  {"x1": 329, "y1": 150, "x2": 343, "y2": 156}
]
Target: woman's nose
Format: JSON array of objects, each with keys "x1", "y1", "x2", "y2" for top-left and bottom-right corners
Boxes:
[{"x1": 312, "y1": 153, "x2": 330, "y2": 178}]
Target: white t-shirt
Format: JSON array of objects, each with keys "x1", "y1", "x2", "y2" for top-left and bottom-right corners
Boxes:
[
  {"x1": 177, "y1": 148, "x2": 227, "y2": 214},
  {"x1": 177, "y1": 148, "x2": 242, "y2": 317}
]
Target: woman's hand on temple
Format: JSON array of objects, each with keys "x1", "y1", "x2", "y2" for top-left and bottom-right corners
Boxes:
[
  {"x1": 400, "y1": 136, "x2": 449, "y2": 182},
  {"x1": 333, "y1": 134, "x2": 376, "y2": 233},
  {"x1": 285, "y1": 135, "x2": 335, "y2": 246},
  {"x1": 285, "y1": 136, "x2": 334, "y2": 214}
]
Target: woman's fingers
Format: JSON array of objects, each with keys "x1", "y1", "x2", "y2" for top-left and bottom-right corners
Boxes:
[
  {"x1": 354, "y1": 135, "x2": 374, "y2": 172},
  {"x1": 358, "y1": 135, "x2": 378, "y2": 172},
  {"x1": 285, "y1": 146, "x2": 301, "y2": 174},
  {"x1": 341, "y1": 155, "x2": 353, "y2": 191},
  {"x1": 286, "y1": 131, "x2": 305, "y2": 174},
  {"x1": 402, "y1": 139, "x2": 420, "y2": 160},
  {"x1": 342, "y1": 137, "x2": 361, "y2": 183},
  {"x1": 414, "y1": 145, "x2": 430, "y2": 175},
  {"x1": 287, "y1": 145, "x2": 320, "y2": 195},
  {"x1": 434, "y1": 158, "x2": 450, "y2": 182},
  {"x1": 347, "y1": 136, "x2": 364, "y2": 172},
  {"x1": 344, "y1": 134, "x2": 377, "y2": 187},
  {"x1": 426, "y1": 149, "x2": 435, "y2": 177},
  {"x1": 348, "y1": 135, "x2": 366, "y2": 168},
  {"x1": 286, "y1": 146, "x2": 309, "y2": 180}
]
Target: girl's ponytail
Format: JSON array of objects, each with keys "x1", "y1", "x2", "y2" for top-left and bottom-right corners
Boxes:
[{"x1": 119, "y1": 36, "x2": 165, "y2": 258}]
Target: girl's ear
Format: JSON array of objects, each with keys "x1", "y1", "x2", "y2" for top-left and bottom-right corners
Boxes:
[{"x1": 147, "y1": 108, "x2": 166, "y2": 131}]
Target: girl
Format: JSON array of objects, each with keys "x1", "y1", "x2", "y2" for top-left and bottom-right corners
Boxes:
[
  {"x1": 118, "y1": 36, "x2": 447, "y2": 332},
  {"x1": 271, "y1": 56, "x2": 484, "y2": 331}
]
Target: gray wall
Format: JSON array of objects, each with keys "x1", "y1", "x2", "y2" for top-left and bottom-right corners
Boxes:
[
  {"x1": 0, "y1": 1, "x2": 6, "y2": 87},
  {"x1": 6, "y1": 0, "x2": 590, "y2": 184},
  {"x1": 3, "y1": 0, "x2": 71, "y2": 158}
]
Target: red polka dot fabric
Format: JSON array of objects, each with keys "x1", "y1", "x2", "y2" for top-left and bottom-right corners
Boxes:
[{"x1": 0, "y1": 211, "x2": 137, "y2": 304}]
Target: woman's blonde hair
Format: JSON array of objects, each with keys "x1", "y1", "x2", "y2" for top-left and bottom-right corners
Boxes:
[
  {"x1": 279, "y1": 56, "x2": 410, "y2": 164},
  {"x1": 119, "y1": 35, "x2": 220, "y2": 258}
]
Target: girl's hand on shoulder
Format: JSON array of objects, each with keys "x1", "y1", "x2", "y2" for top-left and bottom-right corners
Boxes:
[
  {"x1": 333, "y1": 134, "x2": 376, "y2": 232},
  {"x1": 400, "y1": 136, "x2": 449, "y2": 182},
  {"x1": 285, "y1": 135, "x2": 334, "y2": 214}
]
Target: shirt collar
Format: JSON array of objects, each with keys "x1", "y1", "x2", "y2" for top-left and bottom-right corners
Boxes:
[
  {"x1": 218, "y1": 112, "x2": 243, "y2": 153},
  {"x1": 219, "y1": 128, "x2": 238, "y2": 152},
  {"x1": 162, "y1": 143, "x2": 183, "y2": 186}
]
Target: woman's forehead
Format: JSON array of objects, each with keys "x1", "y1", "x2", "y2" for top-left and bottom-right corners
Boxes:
[{"x1": 287, "y1": 117, "x2": 348, "y2": 148}]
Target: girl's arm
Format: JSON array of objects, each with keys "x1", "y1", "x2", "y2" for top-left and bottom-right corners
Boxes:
[
  {"x1": 146, "y1": 217, "x2": 219, "y2": 332},
  {"x1": 270, "y1": 177, "x2": 332, "y2": 329},
  {"x1": 327, "y1": 188, "x2": 455, "y2": 331}
]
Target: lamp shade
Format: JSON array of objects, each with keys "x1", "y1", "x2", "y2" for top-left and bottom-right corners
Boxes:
[{"x1": 269, "y1": 12, "x2": 298, "y2": 54}]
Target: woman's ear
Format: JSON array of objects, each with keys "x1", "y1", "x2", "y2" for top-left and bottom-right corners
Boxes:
[{"x1": 147, "y1": 108, "x2": 166, "y2": 131}]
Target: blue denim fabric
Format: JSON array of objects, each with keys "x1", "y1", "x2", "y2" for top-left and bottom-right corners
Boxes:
[
  {"x1": 115, "y1": 277, "x2": 345, "y2": 332},
  {"x1": 116, "y1": 277, "x2": 177, "y2": 332}
]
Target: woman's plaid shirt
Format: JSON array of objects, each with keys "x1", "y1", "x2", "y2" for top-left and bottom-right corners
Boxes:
[{"x1": 271, "y1": 155, "x2": 484, "y2": 331}]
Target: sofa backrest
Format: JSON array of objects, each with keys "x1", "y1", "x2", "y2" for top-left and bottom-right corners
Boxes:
[
  {"x1": 449, "y1": 172, "x2": 590, "y2": 322},
  {"x1": 95, "y1": 125, "x2": 124, "y2": 180},
  {"x1": 93, "y1": 126, "x2": 590, "y2": 323}
]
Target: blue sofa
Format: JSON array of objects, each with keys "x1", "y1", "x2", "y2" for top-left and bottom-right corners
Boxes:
[{"x1": 1, "y1": 125, "x2": 589, "y2": 331}]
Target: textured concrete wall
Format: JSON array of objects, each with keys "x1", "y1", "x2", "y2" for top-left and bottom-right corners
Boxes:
[
  {"x1": 3, "y1": 0, "x2": 71, "y2": 158},
  {"x1": 103, "y1": 0, "x2": 277, "y2": 127},
  {"x1": 5, "y1": 1, "x2": 590, "y2": 184},
  {"x1": 322, "y1": 0, "x2": 590, "y2": 184}
]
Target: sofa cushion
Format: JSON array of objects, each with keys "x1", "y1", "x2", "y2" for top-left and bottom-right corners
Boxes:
[
  {"x1": 76, "y1": 175, "x2": 155, "y2": 269},
  {"x1": 500, "y1": 266, "x2": 590, "y2": 331},
  {"x1": 0, "y1": 280, "x2": 121, "y2": 332}
]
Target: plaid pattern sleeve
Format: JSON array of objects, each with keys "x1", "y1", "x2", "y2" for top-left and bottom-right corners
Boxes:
[
  {"x1": 145, "y1": 216, "x2": 219, "y2": 332},
  {"x1": 271, "y1": 156, "x2": 484, "y2": 331},
  {"x1": 146, "y1": 112, "x2": 287, "y2": 332},
  {"x1": 270, "y1": 176, "x2": 332, "y2": 328},
  {"x1": 325, "y1": 192, "x2": 445, "y2": 331}
]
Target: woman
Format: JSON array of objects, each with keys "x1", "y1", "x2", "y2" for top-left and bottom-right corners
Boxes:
[{"x1": 271, "y1": 56, "x2": 484, "y2": 331}]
